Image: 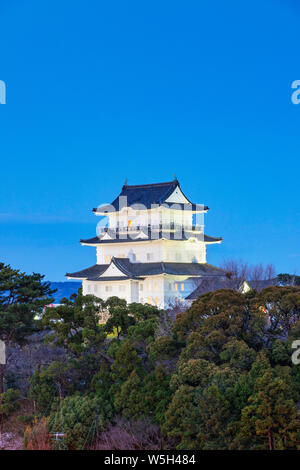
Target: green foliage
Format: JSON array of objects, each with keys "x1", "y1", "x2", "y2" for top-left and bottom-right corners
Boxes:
[
  {"x1": 0, "y1": 262, "x2": 54, "y2": 391},
  {"x1": 220, "y1": 339, "x2": 256, "y2": 371},
  {"x1": 128, "y1": 317, "x2": 157, "y2": 343},
  {"x1": 255, "y1": 286, "x2": 300, "y2": 343},
  {"x1": 18, "y1": 414, "x2": 35, "y2": 425},
  {"x1": 148, "y1": 336, "x2": 179, "y2": 362},
  {"x1": 29, "y1": 366, "x2": 58, "y2": 414},
  {"x1": 48, "y1": 393, "x2": 113, "y2": 450},
  {"x1": 114, "y1": 369, "x2": 146, "y2": 419},
  {"x1": 143, "y1": 365, "x2": 171, "y2": 425},
  {"x1": 104, "y1": 297, "x2": 133, "y2": 339},
  {"x1": 2, "y1": 264, "x2": 299, "y2": 452},
  {"x1": 29, "y1": 355, "x2": 105, "y2": 414},
  {"x1": 113, "y1": 365, "x2": 171, "y2": 425},
  {"x1": 277, "y1": 273, "x2": 300, "y2": 286},
  {"x1": 163, "y1": 287, "x2": 300, "y2": 449},
  {"x1": 110, "y1": 340, "x2": 142, "y2": 385},
  {"x1": 0, "y1": 388, "x2": 21, "y2": 418},
  {"x1": 91, "y1": 362, "x2": 114, "y2": 406},
  {"x1": 238, "y1": 367, "x2": 300, "y2": 449},
  {"x1": 0, "y1": 263, "x2": 54, "y2": 342},
  {"x1": 128, "y1": 302, "x2": 161, "y2": 321},
  {"x1": 42, "y1": 292, "x2": 106, "y2": 354}
]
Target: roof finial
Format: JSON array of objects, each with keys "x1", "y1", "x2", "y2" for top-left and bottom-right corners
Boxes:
[
  {"x1": 124, "y1": 177, "x2": 128, "y2": 186},
  {"x1": 173, "y1": 173, "x2": 177, "y2": 181}
]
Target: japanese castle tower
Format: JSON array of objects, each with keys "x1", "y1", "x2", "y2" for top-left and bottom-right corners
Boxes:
[{"x1": 67, "y1": 179, "x2": 224, "y2": 309}]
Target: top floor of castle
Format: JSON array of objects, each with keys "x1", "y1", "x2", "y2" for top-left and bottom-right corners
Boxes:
[{"x1": 92, "y1": 178, "x2": 209, "y2": 235}]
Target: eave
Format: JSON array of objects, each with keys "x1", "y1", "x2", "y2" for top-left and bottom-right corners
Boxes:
[{"x1": 80, "y1": 234, "x2": 222, "y2": 246}]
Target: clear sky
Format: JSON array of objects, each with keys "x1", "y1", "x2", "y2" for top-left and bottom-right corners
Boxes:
[{"x1": 0, "y1": 0, "x2": 300, "y2": 281}]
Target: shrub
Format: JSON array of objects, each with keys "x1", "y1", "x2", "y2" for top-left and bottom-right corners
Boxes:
[
  {"x1": 48, "y1": 393, "x2": 113, "y2": 450},
  {"x1": 23, "y1": 417, "x2": 52, "y2": 450},
  {"x1": 0, "y1": 388, "x2": 21, "y2": 418}
]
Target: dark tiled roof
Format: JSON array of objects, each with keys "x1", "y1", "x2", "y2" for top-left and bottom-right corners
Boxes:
[
  {"x1": 246, "y1": 279, "x2": 277, "y2": 292},
  {"x1": 80, "y1": 232, "x2": 222, "y2": 244},
  {"x1": 86, "y1": 276, "x2": 144, "y2": 282},
  {"x1": 186, "y1": 278, "x2": 278, "y2": 300},
  {"x1": 93, "y1": 179, "x2": 208, "y2": 213},
  {"x1": 66, "y1": 264, "x2": 107, "y2": 279},
  {"x1": 66, "y1": 258, "x2": 226, "y2": 280},
  {"x1": 186, "y1": 277, "x2": 241, "y2": 300}
]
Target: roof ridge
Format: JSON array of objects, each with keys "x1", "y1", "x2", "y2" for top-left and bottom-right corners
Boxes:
[
  {"x1": 112, "y1": 256, "x2": 136, "y2": 277},
  {"x1": 122, "y1": 180, "x2": 177, "y2": 189}
]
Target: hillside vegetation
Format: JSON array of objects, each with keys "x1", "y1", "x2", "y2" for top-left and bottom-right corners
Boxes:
[{"x1": 1, "y1": 262, "x2": 300, "y2": 450}]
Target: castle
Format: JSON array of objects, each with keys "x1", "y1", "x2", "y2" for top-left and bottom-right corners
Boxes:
[{"x1": 66, "y1": 179, "x2": 224, "y2": 309}]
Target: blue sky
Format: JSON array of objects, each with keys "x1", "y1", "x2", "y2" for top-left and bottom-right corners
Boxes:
[{"x1": 0, "y1": 0, "x2": 300, "y2": 280}]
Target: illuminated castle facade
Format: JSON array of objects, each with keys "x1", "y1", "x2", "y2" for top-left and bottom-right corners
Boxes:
[{"x1": 67, "y1": 179, "x2": 224, "y2": 309}]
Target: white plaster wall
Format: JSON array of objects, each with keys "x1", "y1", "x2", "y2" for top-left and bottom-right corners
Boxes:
[
  {"x1": 108, "y1": 208, "x2": 158, "y2": 229},
  {"x1": 138, "y1": 275, "x2": 164, "y2": 308},
  {"x1": 83, "y1": 274, "x2": 197, "y2": 309},
  {"x1": 97, "y1": 241, "x2": 163, "y2": 264},
  {"x1": 83, "y1": 279, "x2": 132, "y2": 303},
  {"x1": 96, "y1": 239, "x2": 206, "y2": 264},
  {"x1": 163, "y1": 274, "x2": 199, "y2": 307},
  {"x1": 107, "y1": 206, "x2": 197, "y2": 230},
  {"x1": 160, "y1": 207, "x2": 193, "y2": 227},
  {"x1": 162, "y1": 239, "x2": 206, "y2": 263}
]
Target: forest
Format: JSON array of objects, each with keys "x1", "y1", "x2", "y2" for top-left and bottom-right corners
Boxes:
[{"x1": 1, "y1": 261, "x2": 300, "y2": 450}]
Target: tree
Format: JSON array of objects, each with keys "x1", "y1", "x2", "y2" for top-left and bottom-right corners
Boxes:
[
  {"x1": 255, "y1": 286, "x2": 300, "y2": 343},
  {"x1": 104, "y1": 297, "x2": 133, "y2": 340},
  {"x1": 221, "y1": 259, "x2": 276, "y2": 285},
  {"x1": 238, "y1": 367, "x2": 300, "y2": 450},
  {"x1": 128, "y1": 302, "x2": 161, "y2": 322},
  {"x1": 0, "y1": 263, "x2": 54, "y2": 393},
  {"x1": 163, "y1": 358, "x2": 239, "y2": 449},
  {"x1": 48, "y1": 392, "x2": 113, "y2": 450},
  {"x1": 174, "y1": 289, "x2": 265, "y2": 354},
  {"x1": 42, "y1": 290, "x2": 107, "y2": 356},
  {"x1": 113, "y1": 365, "x2": 171, "y2": 425},
  {"x1": 277, "y1": 273, "x2": 300, "y2": 287},
  {"x1": 110, "y1": 340, "x2": 142, "y2": 386},
  {"x1": 0, "y1": 388, "x2": 21, "y2": 418}
]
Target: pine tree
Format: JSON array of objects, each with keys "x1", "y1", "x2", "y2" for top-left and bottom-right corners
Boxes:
[{"x1": 0, "y1": 262, "x2": 54, "y2": 392}]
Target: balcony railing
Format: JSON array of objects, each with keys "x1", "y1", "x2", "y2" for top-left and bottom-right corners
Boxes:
[{"x1": 97, "y1": 223, "x2": 204, "y2": 234}]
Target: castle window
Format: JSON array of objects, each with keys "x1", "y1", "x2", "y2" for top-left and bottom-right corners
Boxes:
[
  {"x1": 174, "y1": 283, "x2": 178, "y2": 291},
  {"x1": 181, "y1": 283, "x2": 184, "y2": 291},
  {"x1": 146, "y1": 253, "x2": 154, "y2": 261},
  {"x1": 154, "y1": 297, "x2": 158, "y2": 305},
  {"x1": 154, "y1": 282, "x2": 158, "y2": 291},
  {"x1": 105, "y1": 285, "x2": 112, "y2": 292},
  {"x1": 105, "y1": 255, "x2": 112, "y2": 263},
  {"x1": 147, "y1": 297, "x2": 152, "y2": 304}
]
